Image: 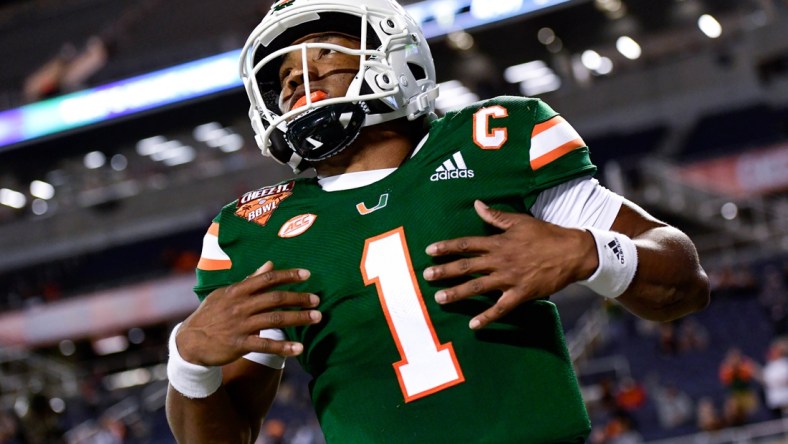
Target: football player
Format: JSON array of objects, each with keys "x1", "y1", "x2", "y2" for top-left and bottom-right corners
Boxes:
[{"x1": 166, "y1": 0, "x2": 710, "y2": 442}]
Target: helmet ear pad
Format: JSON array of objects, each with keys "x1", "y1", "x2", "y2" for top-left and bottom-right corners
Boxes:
[
  {"x1": 357, "y1": 67, "x2": 400, "y2": 115},
  {"x1": 284, "y1": 101, "x2": 369, "y2": 162}
]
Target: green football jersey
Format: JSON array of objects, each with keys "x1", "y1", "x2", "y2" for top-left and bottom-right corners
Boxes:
[{"x1": 195, "y1": 96, "x2": 596, "y2": 443}]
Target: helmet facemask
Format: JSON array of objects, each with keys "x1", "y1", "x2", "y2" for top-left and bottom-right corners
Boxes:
[{"x1": 240, "y1": 1, "x2": 439, "y2": 172}]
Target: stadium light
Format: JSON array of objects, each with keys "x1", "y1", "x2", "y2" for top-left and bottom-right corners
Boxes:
[
  {"x1": 0, "y1": 188, "x2": 26, "y2": 209},
  {"x1": 471, "y1": 0, "x2": 523, "y2": 20},
  {"x1": 504, "y1": 61, "x2": 561, "y2": 95},
  {"x1": 111, "y1": 154, "x2": 128, "y2": 171},
  {"x1": 581, "y1": 50, "x2": 603, "y2": 71},
  {"x1": 30, "y1": 180, "x2": 55, "y2": 200},
  {"x1": 698, "y1": 14, "x2": 722, "y2": 38},
  {"x1": 721, "y1": 202, "x2": 738, "y2": 220},
  {"x1": 435, "y1": 80, "x2": 480, "y2": 112},
  {"x1": 616, "y1": 36, "x2": 642, "y2": 60},
  {"x1": 83, "y1": 151, "x2": 106, "y2": 169},
  {"x1": 596, "y1": 57, "x2": 614, "y2": 75}
]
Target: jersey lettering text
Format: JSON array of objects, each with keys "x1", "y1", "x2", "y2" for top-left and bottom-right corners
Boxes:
[{"x1": 473, "y1": 105, "x2": 509, "y2": 150}]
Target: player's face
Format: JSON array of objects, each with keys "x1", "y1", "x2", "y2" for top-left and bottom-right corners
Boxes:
[{"x1": 278, "y1": 34, "x2": 361, "y2": 113}]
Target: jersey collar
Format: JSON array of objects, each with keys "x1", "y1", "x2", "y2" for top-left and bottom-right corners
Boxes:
[
  {"x1": 317, "y1": 134, "x2": 429, "y2": 192},
  {"x1": 318, "y1": 168, "x2": 397, "y2": 191}
]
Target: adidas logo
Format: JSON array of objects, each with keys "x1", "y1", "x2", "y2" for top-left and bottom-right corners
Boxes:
[
  {"x1": 430, "y1": 152, "x2": 475, "y2": 182},
  {"x1": 607, "y1": 239, "x2": 625, "y2": 264}
]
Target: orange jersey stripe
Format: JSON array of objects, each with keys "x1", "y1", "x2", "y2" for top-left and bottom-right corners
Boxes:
[
  {"x1": 198, "y1": 222, "x2": 232, "y2": 271},
  {"x1": 197, "y1": 257, "x2": 232, "y2": 271},
  {"x1": 530, "y1": 115, "x2": 585, "y2": 170},
  {"x1": 532, "y1": 115, "x2": 565, "y2": 136},
  {"x1": 530, "y1": 138, "x2": 585, "y2": 170}
]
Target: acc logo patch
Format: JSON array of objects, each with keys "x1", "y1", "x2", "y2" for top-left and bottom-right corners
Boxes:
[
  {"x1": 278, "y1": 213, "x2": 317, "y2": 238},
  {"x1": 235, "y1": 181, "x2": 295, "y2": 227}
]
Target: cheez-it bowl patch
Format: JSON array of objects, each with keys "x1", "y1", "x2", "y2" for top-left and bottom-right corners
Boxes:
[{"x1": 235, "y1": 181, "x2": 295, "y2": 227}]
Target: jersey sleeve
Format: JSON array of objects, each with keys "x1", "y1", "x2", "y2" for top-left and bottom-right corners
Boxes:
[
  {"x1": 531, "y1": 176, "x2": 623, "y2": 229},
  {"x1": 193, "y1": 209, "x2": 236, "y2": 302},
  {"x1": 528, "y1": 99, "x2": 596, "y2": 190},
  {"x1": 462, "y1": 96, "x2": 597, "y2": 194},
  {"x1": 192, "y1": 207, "x2": 291, "y2": 369}
]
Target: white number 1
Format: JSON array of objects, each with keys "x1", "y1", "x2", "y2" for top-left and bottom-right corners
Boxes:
[{"x1": 361, "y1": 227, "x2": 465, "y2": 402}]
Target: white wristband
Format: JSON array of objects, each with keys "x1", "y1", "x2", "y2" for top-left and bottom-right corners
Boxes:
[
  {"x1": 167, "y1": 323, "x2": 223, "y2": 399},
  {"x1": 578, "y1": 227, "x2": 638, "y2": 299}
]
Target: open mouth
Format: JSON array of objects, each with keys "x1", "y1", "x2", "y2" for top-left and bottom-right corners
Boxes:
[{"x1": 293, "y1": 90, "x2": 328, "y2": 110}]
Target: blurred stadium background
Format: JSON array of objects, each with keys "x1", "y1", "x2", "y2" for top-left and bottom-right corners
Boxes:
[{"x1": 0, "y1": 0, "x2": 787, "y2": 442}]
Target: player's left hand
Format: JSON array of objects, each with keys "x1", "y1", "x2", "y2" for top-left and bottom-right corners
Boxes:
[{"x1": 423, "y1": 200, "x2": 598, "y2": 330}]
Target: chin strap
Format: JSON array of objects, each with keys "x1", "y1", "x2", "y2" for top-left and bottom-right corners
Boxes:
[
  {"x1": 407, "y1": 87, "x2": 440, "y2": 117},
  {"x1": 363, "y1": 85, "x2": 440, "y2": 127}
]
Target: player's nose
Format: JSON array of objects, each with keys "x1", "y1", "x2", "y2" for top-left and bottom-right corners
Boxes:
[{"x1": 285, "y1": 55, "x2": 318, "y2": 90}]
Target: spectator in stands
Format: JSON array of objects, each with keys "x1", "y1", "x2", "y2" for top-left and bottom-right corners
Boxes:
[
  {"x1": 763, "y1": 337, "x2": 788, "y2": 418},
  {"x1": 590, "y1": 410, "x2": 643, "y2": 444},
  {"x1": 0, "y1": 409, "x2": 23, "y2": 444},
  {"x1": 258, "y1": 418, "x2": 286, "y2": 444},
  {"x1": 718, "y1": 347, "x2": 761, "y2": 426},
  {"x1": 92, "y1": 416, "x2": 126, "y2": 444},
  {"x1": 651, "y1": 382, "x2": 693, "y2": 429},
  {"x1": 615, "y1": 377, "x2": 648, "y2": 412},
  {"x1": 287, "y1": 417, "x2": 325, "y2": 444},
  {"x1": 759, "y1": 265, "x2": 788, "y2": 336},
  {"x1": 19, "y1": 393, "x2": 65, "y2": 443},
  {"x1": 657, "y1": 322, "x2": 679, "y2": 356},
  {"x1": 696, "y1": 397, "x2": 725, "y2": 432},
  {"x1": 598, "y1": 377, "x2": 620, "y2": 414},
  {"x1": 22, "y1": 43, "x2": 77, "y2": 102},
  {"x1": 709, "y1": 265, "x2": 758, "y2": 299},
  {"x1": 604, "y1": 300, "x2": 632, "y2": 346},
  {"x1": 677, "y1": 317, "x2": 710, "y2": 353}
]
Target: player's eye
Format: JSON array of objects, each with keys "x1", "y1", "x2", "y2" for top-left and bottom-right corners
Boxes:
[
  {"x1": 318, "y1": 48, "x2": 339, "y2": 58},
  {"x1": 279, "y1": 68, "x2": 292, "y2": 83}
]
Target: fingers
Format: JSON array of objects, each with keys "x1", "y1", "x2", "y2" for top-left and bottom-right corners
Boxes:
[
  {"x1": 425, "y1": 201, "x2": 532, "y2": 256},
  {"x1": 423, "y1": 255, "x2": 490, "y2": 281},
  {"x1": 427, "y1": 268, "x2": 535, "y2": 330},
  {"x1": 474, "y1": 200, "x2": 526, "y2": 230},
  {"x1": 431, "y1": 275, "x2": 497, "y2": 304},
  {"x1": 430, "y1": 275, "x2": 528, "y2": 329},
  {"x1": 240, "y1": 267, "x2": 311, "y2": 294},
  {"x1": 245, "y1": 305, "x2": 322, "y2": 331},
  {"x1": 240, "y1": 293, "x2": 323, "y2": 358},
  {"x1": 244, "y1": 290, "x2": 320, "y2": 314},
  {"x1": 250, "y1": 260, "x2": 275, "y2": 276},
  {"x1": 426, "y1": 236, "x2": 490, "y2": 257},
  {"x1": 242, "y1": 336, "x2": 306, "y2": 357},
  {"x1": 468, "y1": 291, "x2": 522, "y2": 330}
]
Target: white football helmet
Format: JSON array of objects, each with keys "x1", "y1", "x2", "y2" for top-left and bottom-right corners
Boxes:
[{"x1": 240, "y1": 0, "x2": 439, "y2": 172}]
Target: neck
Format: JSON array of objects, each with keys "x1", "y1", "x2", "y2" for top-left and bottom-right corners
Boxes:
[{"x1": 314, "y1": 119, "x2": 423, "y2": 177}]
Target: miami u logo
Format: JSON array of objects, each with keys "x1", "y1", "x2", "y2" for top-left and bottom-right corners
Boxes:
[
  {"x1": 273, "y1": 0, "x2": 296, "y2": 11},
  {"x1": 357, "y1": 193, "x2": 389, "y2": 215}
]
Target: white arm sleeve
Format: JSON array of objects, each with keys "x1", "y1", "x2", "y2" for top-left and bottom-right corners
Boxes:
[
  {"x1": 242, "y1": 328, "x2": 287, "y2": 369},
  {"x1": 531, "y1": 176, "x2": 623, "y2": 230}
]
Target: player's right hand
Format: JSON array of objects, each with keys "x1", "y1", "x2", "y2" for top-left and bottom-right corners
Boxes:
[{"x1": 175, "y1": 261, "x2": 321, "y2": 367}]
